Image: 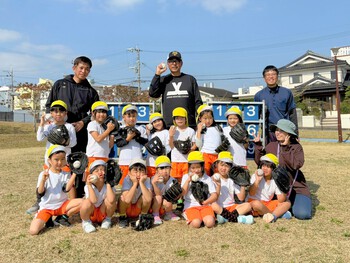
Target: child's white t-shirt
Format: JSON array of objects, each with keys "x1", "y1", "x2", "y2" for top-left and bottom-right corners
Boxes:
[
  {"x1": 171, "y1": 127, "x2": 195, "y2": 163},
  {"x1": 118, "y1": 125, "x2": 147, "y2": 166},
  {"x1": 216, "y1": 177, "x2": 241, "y2": 208},
  {"x1": 181, "y1": 173, "x2": 216, "y2": 210},
  {"x1": 248, "y1": 174, "x2": 282, "y2": 201},
  {"x1": 223, "y1": 126, "x2": 247, "y2": 166},
  {"x1": 200, "y1": 126, "x2": 222, "y2": 154},
  {"x1": 86, "y1": 120, "x2": 110, "y2": 158},
  {"x1": 146, "y1": 129, "x2": 171, "y2": 167},
  {"x1": 151, "y1": 176, "x2": 177, "y2": 195},
  {"x1": 121, "y1": 176, "x2": 152, "y2": 204},
  {"x1": 37, "y1": 170, "x2": 70, "y2": 210},
  {"x1": 84, "y1": 183, "x2": 116, "y2": 208}
]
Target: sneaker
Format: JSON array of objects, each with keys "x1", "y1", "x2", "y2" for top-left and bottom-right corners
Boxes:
[
  {"x1": 153, "y1": 215, "x2": 163, "y2": 225},
  {"x1": 216, "y1": 214, "x2": 228, "y2": 224},
  {"x1": 118, "y1": 216, "x2": 128, "y2": 228},
  {"x1": 164, "y1": 212, "x2": 180, "y2": 221},
  {"x1": 45, "y1": 217, "x2": 54, "y2": 228},
  {"x1": 281, "y1": 211, "x2": 292, "y2": 220},
  {"x1": 262, "y1": 213, "x2": 276, "y2": 223},
  {"x1": 101, "y1": 218, "x2": 112, "y2": 229},
  {"x1": 237, "y1": 215, "x2": 254, "y2": 225},
  {"x1": 26, "y1": 202, "x2": 39, "y2": 215},
  {"x1": 54, "y1": 215, "x2": 71, "y2": 227},
  {"x1": 82, "y1": 221, "x2": 96, "y2": 233}
]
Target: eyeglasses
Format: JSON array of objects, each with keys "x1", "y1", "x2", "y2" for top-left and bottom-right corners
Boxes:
[{"x1": 167, "y1": 59, "x2": 181, "y2": 64}]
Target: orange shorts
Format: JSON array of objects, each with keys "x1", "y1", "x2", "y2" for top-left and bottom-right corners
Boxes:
[
  {"x1": 171, "y1": 162, "x2": 188, "y2": 181},
  {"x1": 203, "y1": 152, "x2": 218, "y2": 176},
  {"x1": 43, "y1": 164, "x2": 70, "y2": 173},
  {"x1": 248, "y1": 198, "x2": 279, "y2": 216},
  {"x1": 126, "y1": 203, "x2": 142, "y2": 218},
  {"x1": 119, "y1": 165, "x2": 129, "y2": 185},
  {"x1": 184, "y1": 205, "x2": 215, "y2": 223},
  {"x1": 86, "y1": 157, "x2": 109, "y2": 176},
  {"x1": 90, "y1": 207, "x2": 107, "y2": 223},
  {"x1": 147, "y1": 166, "x2": 156, "y2": 178},
  {"x1": 35, "y1": 200, "x2": 70, "y2": 222},
  {"x1": 225, "y1": 204, "x2": 239, "y2": 212}
]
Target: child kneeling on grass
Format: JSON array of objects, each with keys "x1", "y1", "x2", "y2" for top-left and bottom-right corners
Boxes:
[
  {"x1": 80, "y1": 160, "x2": 117, "y2": 233},
  {"x1": 29, "y1": 145, "x2": 82, "y2": 235},
  {"x1": 181, "y1": 151, "x2": 218, "y2": 228},
  {"x1": 248, "y1": 153, "x2": 292, "y2": 223}
]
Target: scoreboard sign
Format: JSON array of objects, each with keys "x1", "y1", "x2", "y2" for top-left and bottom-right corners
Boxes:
[
  {"x1": 107, "y1": 102, "x2": 154, "y2": 124},
  {"x1": 208, "y1": 101, "x2": 265, "y2": 159}
]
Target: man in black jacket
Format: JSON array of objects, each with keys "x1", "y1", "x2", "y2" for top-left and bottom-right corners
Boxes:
[{"x1": 149, "y1": 51, "x2": 203, "y2": 129}]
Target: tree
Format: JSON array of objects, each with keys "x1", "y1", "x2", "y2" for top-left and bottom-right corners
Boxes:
[{"x1": 99, "y1": 85, "x2": 150, "y2": 103}]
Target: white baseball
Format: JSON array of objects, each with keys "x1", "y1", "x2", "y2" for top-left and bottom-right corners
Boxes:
[
  {"x1": 73, "y1": 160, "x2": 81, "y2": 169},
  {"x1": 213, "y1": 173, "x2": 221, "y2": 181},
  {"x1": 90, "y1": 174, "x2": 98, "y2": 184},
  {"x1": 146, "y1": 123, "x2": 153, "y2": 130},
  {"x1": 192, "y1": 174, "x2": 199, "y2": 182},
  {"x1": 257, "y1": 169, "x2": 264, "y2": 177},
  {"x1": 161, "y1": 63, "x2": 166, "y2": 69},
  {"x1": 158, "y1": 176, "x2": 164, "y2": 183}
]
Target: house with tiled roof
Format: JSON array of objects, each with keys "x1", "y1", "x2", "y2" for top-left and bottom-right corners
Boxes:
[{"x1": 199, "y1": 85, "x2": 237, "y2": 102}]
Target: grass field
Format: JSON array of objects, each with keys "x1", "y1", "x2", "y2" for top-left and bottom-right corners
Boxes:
[{"x1": 0, "y1": 122, "x2": 349, "y2": 262}]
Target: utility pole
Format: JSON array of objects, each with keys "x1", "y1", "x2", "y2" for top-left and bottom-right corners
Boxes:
[
  {"x1": 3, "y1": 69, "x2": 14, "y2": 110},
  {"x1": 127, "y1": 46, "x2": 141, "y2": 94}
]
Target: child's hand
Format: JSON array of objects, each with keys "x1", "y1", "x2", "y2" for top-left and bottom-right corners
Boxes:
[
  {"x1": 130, "y1": 173, "x2": 138, "y2": 184},
  {"x1": 281, "y1": 134, "x2": 291, "y2": 145},
  {"x1": 42, "y1": 169, "x2": 49, "y2": 181},
  {"x1": 169, "y1": 125, "x2": 176, "y2": 137},
  {"x1": 126, "y1": 130, "x2": 136, "y2": 141},
  {"x1": 197, "y1": 123, "x2": 204, "y2": 133},
  {"x1": 140, "y1": 173, "x2": 148, "y2": 183},
  {"x1": 106, "y1": 122, "x2": 115, "y2": 132}
]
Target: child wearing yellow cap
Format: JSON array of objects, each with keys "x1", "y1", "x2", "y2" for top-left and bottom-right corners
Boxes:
[
  {"x1": 114, "y1": 104, "x2": 148, "y2": 184},
  {"x1": 29, "y1": 145, "x2": 82, "y2": 235},
  {"x1": 27, "y1": 100, "x2": 77, "y2": 216},
  {"x1": 86, "y1": 101, "x2": 116, "y2": 175},
  {"x1": 145, "y1": 112, "x2": 171, "y2": 177},
  {"x1": 210, "y1": 151, "x2": 254, "y2": 224},
  {"x1": 248, "y1": 153, "x2": 291, "y2": 223},
  {"x1": 223, "y1": 106, "x2": 248, "y2": 167},
  {"x1": 168, "y1": 107, "x2": 196, "y2": 183}
]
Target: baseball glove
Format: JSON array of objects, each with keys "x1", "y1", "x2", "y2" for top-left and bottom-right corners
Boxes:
[
  {"x1": 215, "y1": 135, "x2": 231, "y2": 153},
  {"x1": 190, "y1": 181, "x2": 209, "y2": 205},
  {"x1": 118, "y1": 126, "x2": 141, "y2": 139},
  {"x1": 162, "y1": 180, "x2": 183, "y2": 203},
  {"x1": 134, "y1": 214, "x2": 154, "y2": 231},
  {"x1": 272, "y1": 166, "x2": 290, "y2": 194},
  {"x1": 229, "y1": 123, "x2": 249, "y2": 144},
  {"x1": 145, "y1": 136, "x2": 165, "y2": 157},
  {"x1": 102, "y1": 116, "x2": 120, "y2": 135},
  {"x1": 105, "y1": 159, "x2": 122, "y2": 187},
  {"x1": 173, "y1": 137, "x2": 192, "y2": 154},
  {"x1": 47, "y1": 125, "x2": 70, "y2": 146},
  {"x1": 67, "y1": 152, "x2": 88, "y2": 174},
  {"x1": 228, "y1": 165, "x2": 251, "y2": 187}
]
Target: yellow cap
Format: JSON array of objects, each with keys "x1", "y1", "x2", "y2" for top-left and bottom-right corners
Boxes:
[
  {"x1": 260, "y1": 153, "x2": 279, "y2": 166},
  {"x1": 225, "y1": 106, "x2": 243, "y2": 120},
  {"x1": 46, "y1": 144, "x2": 66, "y2": 158},
  {"x1": 187, "y1": 151, "x2": 204, "y2": 164},
  {"x1": 196, "y1": 104, "x2": 213, "y2": 122},
  {"x1": 172, "y1": 107, "x2": 188, "y2": 126},
  {"x1": 91, "y1": 101, "x2": 108, "y2": 112},
  {"x1": 216, "y1": 151, "x2": 233, "y2": 163},
  {"x1": 149, "y1": 112, "x2": 163, "y2": 123},
  {"x1": 155, "y1": 155, "x2": 171, "y2": 168},
  {"x1": 50, "y1": 100, "x2": 67, "y2": 110},
  {"x1": 122, "y1": 104, "x2": 138, "y2": 115}
]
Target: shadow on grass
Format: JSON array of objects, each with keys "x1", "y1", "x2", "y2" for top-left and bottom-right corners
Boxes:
[{"x1": 307, "y1": 180, "x2": 320, "y2": 217}]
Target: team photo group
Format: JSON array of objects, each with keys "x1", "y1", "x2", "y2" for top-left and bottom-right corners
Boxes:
[{"x1": 27, "y1": 52, "x2": 312, "y2": 235}]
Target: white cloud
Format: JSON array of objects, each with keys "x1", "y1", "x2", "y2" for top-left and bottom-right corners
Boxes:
[
  {"x1": 179, "y1": 0, "x2": 247, "y2": 14},
  {"x1": 0, "y1": 29, "x2": 22, "y2": 42},
  {"x1": 104, "y1": 0, "x2": 144, "y2": 9}
]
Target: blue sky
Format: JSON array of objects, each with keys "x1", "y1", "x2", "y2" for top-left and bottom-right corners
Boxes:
[{"x1": 1, "y1": 0, "x2": 350, "y2": 92}]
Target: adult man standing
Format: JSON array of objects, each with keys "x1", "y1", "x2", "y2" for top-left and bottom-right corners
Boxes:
[
  {"x1": 254, "y1": 65, "x2": 298, "y2": 143},
  {"x1": 149, "y1": 51, "x2": 203, "y2": 129}
]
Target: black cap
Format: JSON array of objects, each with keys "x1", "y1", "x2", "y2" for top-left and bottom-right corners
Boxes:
[{"x1": 167, "y1": 51, "x2": 182, "y2": 61}]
